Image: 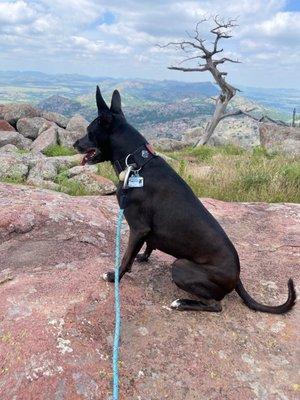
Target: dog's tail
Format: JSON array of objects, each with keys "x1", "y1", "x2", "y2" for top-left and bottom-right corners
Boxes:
[{"x1": 235, "y1": 277, "x2": 296, "y2": 314}]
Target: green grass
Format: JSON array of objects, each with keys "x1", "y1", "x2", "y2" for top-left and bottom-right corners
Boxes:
[
  {"x1": 97, "y1": 162, "x2": 118, "y2": 184},
  {"x1": 169, "y1": 144, "x2": 245, "y2": 162},
  {"x1": 54, "y1": 167, "x2": 86, "y2": 196},
  {"x1": 43, "y1": 145, "x2": 77, "y2": 157},
  {"x1": 54, "y1": 169, "x2": 88, "y2": 196},
  {"x1": 166, "y1": 145, "x2": 300, "y2": 203},
  {"x1": 1, "y1": 174, "x2": 26, "y2": 185},
  {"x1": 50, "y1": 161, "x2": 118, "y2": 196}
]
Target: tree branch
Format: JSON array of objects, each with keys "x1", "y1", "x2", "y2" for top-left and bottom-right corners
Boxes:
[
  {"x1": 168, "y1": 66, "x2": 208, "y2": 72},
  {"x1": 219, "y1": 108, "x2": 257, "y2": 121},
  {"x1": 213, "y1": 57, "x2": 241, "y2": 65},
  {"x1": 219, "y1": 109, "x2": 289, "y2": 126},
  {"x1": 158, "y1": 41, "x2": 206, "y2": 53},
  {"x1": 178, "y1": 55, "x2": 205, "y2": 65}
]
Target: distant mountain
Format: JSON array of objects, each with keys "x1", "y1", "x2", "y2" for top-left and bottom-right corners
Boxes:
[
  {"x1": 0, "y1": 70, "x2": 298, "y2": 140},
  {"x1": 38, "y1": 95, "x2": 82, "y2": 116}
]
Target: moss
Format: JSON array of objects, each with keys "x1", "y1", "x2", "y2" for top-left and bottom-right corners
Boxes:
[{"x1": 43, "y1": 145, "x2": 77, "y2": 157}]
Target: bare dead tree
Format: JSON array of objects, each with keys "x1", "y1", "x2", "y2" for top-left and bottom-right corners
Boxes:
[{"x1": 161, "y1": 16, "x2": 244, "y2": 146}]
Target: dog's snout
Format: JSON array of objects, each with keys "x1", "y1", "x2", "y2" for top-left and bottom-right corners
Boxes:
[{"x1": 73, "y1": 140, "x2": 79, "y2": 149}]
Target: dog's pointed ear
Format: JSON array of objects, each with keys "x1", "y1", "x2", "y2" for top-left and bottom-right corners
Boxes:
[
  {"x1": 96, "y1": 86, "x2": 109, "y2": 115},
  {"x1": 110, "y1": 90, "x2": 124, "y2": 115}
]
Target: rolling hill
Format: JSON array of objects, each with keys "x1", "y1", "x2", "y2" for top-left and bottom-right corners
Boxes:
[{"x1": 0, "y1": 70, "x2": 298, "y2": 140}]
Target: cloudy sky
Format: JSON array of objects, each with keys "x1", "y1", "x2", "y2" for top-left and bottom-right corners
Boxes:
[{"x1": 0, "y1": 0, "x2": 299, "y2": 88}]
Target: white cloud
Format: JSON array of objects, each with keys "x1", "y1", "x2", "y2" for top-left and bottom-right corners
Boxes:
[
  {"x1": 71, "y1": 36, "x2": 131, "y2": 55},
  {"x1": 0, "y1": 1, "x2": 36, "y2": 24},
  {"x1": 256, "y1": 11, "x2": 300, "y2": 39},
  {"x1": 0, "y1": 0, "x2": 299, "y2": 88}
]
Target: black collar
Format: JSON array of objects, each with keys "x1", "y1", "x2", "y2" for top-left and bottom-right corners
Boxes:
[{"x1": 113, "y1": 143, "x2": 157, "y2": 175}]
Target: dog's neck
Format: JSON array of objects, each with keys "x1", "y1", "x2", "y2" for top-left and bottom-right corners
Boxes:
[{"x1": 109, "y1": 121, "x2": 147, "y2": 164}]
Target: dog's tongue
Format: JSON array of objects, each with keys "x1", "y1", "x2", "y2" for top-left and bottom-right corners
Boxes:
[
  {"x1": 81, "y1": 155, "x2": 88, "y2": 166},
  {"x1": 81, "y1": 150, "x2": 95, "y2": 166}
]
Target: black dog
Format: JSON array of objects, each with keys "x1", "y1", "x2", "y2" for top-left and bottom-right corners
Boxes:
[{"x1": 74, "y1": 87, "x2": 296, "y2": 314}]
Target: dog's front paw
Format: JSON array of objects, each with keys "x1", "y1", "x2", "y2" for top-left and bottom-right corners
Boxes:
[
  {"x1": 102, "y1": 271, "x2": 115, "y2": 282},
  {"x1": 136, "y1": 253, "x2": 149, "y2": 263}
]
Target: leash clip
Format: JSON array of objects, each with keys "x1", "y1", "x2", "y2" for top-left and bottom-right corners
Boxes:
[{"x1": 123, "y1": 165, "x2": 133, "y2": 189}]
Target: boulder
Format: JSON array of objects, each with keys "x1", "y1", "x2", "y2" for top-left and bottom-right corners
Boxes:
[
  {"x1": 27, "y1": 159, "x2": 57, "y2": 182},
  {"x1": 67, "y1": 170, "x2": 116, "y2": 195},
  {"x1": 0, "y1": 153, "x2": 28, "y2": 180},
  {"x1": 0, "y1": 131, "x2": 32, "y2": 149},
  {"x1": 41, "y1": 111, "x2": 69, "y2": 128},
  {"x1": 38, "y1": 121, "x2": 58, "y2": 135},
  {"x1": 30, "y1": 127, "x2": 58, "y2": 154},
  {"x1": 0, "y1": 144, "x2": 19, "y2": 153},
  {"x1": 260, "y1": 123, "x2": 300, "y2": 156},
  {"x1": 0, "y1": 184, "x2": 298, "y2": 399},
  {"x1": 67, "y1": 165, "x2": 98, "y2": 176},
  {"x1": 209, "y1": 117, "x2": 260, "y2": 149},
  {"x1": 17, "y1": 117, "x2": 48, "y2": 139},
  {"x1": 66, "y1": 115, "x2": 88, "y2": 135},
  {"x1": 3, "y1": 103, "x2": 40, "y2": 127},
  {"x1": 0, "y1": 120, "x2": 15, "y2": 131},
  {"x1": 50, "y1": 154, "x2": 82, "y2": 169},
  {"x1": 185, "y1": 117, "x2": 260, "y2": 149},
  {"x1": 26, "y1": 177, "x2": 60, "y2": 191},
  {"x1": 57, "y1": 127, "x2": 85, "y2": 148}
]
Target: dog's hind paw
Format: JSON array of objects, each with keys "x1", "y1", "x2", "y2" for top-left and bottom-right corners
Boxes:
[
  {"x1": 170, "y1": 299, "x2": 181, "y2": 310},
  {"x1": 102, "y1": 272, "x2": 115, "y2": 282}
]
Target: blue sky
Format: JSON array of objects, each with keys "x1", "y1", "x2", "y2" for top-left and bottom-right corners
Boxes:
[{"x1": 0, "y1": 0, "x2": 299, "y2": 88}]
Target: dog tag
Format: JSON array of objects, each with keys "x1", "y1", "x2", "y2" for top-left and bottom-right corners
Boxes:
[
  {"x1": 119, "y1": 170, "x2": 126, "y2": 181},
  {"x1": 128, "y1": 173, "x2": 144, "y2": 188}
]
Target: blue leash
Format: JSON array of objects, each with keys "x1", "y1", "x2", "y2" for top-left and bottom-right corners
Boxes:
[{"x1": 113, "y1": 207, "x2": 124, "y2": 400}]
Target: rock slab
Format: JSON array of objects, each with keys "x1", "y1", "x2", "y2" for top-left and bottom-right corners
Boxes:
[
  {"x1": 0, "y1": 184, "x2": 298, "y2": 400},
  {"x1": 260, "y1": 123, "x2": 300, "y2": 156}
]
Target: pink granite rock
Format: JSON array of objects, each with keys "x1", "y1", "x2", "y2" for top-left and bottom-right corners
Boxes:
[
  {"x1": 0, "y1": 184, "x2": 298, "y2": 400},
  {"x1": 30, "y1": 126, "x2": 58, "y2": 153},
  {"x1": 16, "y1": 117, "x2": 48, "y2": 139},
  {"x1": 0, "y1": 120, "x2": 15, "y2": 131},
  {"x1": 3, "y1": 104, "x2": 40, "y2": 127}
]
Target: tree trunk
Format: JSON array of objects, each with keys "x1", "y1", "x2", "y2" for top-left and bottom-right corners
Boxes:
[{"x1": 195, "y1": 95, "x2": 229, "y2": 146}]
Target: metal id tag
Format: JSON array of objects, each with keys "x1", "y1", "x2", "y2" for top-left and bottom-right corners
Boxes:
[{"x1": 128, "y1": 173, "x2": 144, "y2": 188}]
